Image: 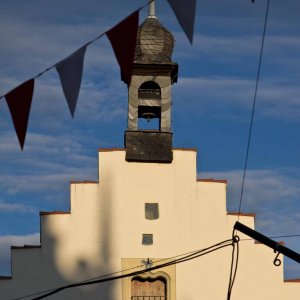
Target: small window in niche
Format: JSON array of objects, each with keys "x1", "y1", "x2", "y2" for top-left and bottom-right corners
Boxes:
[
  {"x1": 145, "y1": 203, "x2": 159, "y2": 220},
  {"x1": 142, "y1": 234, "x2": 153, "y2": 245}
]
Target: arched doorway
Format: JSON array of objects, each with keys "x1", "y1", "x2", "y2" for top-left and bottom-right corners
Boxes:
[{"x1": 131, "y1": 276, "x2": 167, "y2": 299}]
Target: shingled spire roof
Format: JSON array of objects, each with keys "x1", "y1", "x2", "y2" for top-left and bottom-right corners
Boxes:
[{"x1": 134, "y1": 17, "x2": 175, "y2": 64}]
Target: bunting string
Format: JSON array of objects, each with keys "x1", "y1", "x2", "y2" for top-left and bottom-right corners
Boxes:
[
  {"x1": 0, "y1": 0, "x2": 198, "y2": 150},
  {"x1": 0, "y1": 1, "x2": 154, "y2": 98},
  {"x1": 0, "y1": 0, "x2": 198, "y2": 100}
]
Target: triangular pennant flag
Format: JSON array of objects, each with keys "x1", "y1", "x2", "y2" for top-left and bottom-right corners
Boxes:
[
  {"x1": 56, "y1": 45, "x2": 87, "y2": 118},
  {"x1": 5, "y1": 79, "x2": 35, "y2": 150},
  {"x1": 107, "y1": 10, "x2": 139, "y2": 85},
  {"x1": 167, "y1": 0, "x2": 197, "y2": 44}
]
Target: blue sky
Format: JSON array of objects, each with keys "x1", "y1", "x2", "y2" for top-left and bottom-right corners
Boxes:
[{"x1": 0, "y1": 0, "x2": 300, "y2": 279}]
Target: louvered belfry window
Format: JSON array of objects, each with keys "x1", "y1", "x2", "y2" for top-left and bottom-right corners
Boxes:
[{"x1": 138, "y1": 81, "x2": 161, "y2": 100}]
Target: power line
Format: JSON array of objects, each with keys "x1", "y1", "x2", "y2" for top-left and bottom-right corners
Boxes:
[
  {"x1": 11, "y1": 241, "x2": 230, "y2": 300},
  {"x1": 32, "y1": 240, "x2": 233, "y2": 300},
  {"x1": 241, "y1": 234, "x2": 300, "y2": 241},
  {"x1": 11, "y1": 232, "x2": 300, "y2": 300},
  {"x1": 14, "y1": 229, "x2": 298, "y2": 300},
  {"x1": 10, "y1": 238, "x2": 234, "y2": 300},
  {"x1": 237, "y1": 0, "x2": 271, "y2": 220},
  {"x1": 227, "y1": 233, "x2": 240, "y2": 300}
]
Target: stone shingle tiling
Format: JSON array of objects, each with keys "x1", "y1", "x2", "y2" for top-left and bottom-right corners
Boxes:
[{"x1": 134, "y1": 18, "x2": 175, "y2": 64}]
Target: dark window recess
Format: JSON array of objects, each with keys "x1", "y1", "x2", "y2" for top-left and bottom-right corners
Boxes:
[
  {"x1": 142, "y1": 234, "x2": 153, "y2": 245},
  {"x1": 145, "y1": 203, "x2": 159, "y2": 220}
]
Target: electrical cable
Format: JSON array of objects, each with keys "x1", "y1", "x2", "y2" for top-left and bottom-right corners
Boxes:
[
  {"x1": 32, "y1": 240, "x2": 233, "y2": 300},
  {"x1": 227, "y1": 232, "x2": 240, "y2": 300},
  {"x1": 229, "y1": 225, "x2": 300, "y2": 295},
  {"x1": 240, "y1": 234, "x2": 300, "y2": 242},
  {"x1": 31, "y1": 241, "x2": 233, "y2": 300},
  {"x1": 237, "y1": 0, "x2": 271, "y2": 221},
  {"x1": 227, "y1": 242, "x2": 236, "y2": 299},
  {"x1": 10, "y1": 238, "x2": 233, "y2": 300},
  {"x1": 11, "y1": 220, "x2": 299, "y2": 300}
]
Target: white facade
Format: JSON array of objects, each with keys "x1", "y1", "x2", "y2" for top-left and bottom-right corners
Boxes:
[{"x1": 0, "y1": 148, "x2": 299, "y2": 299}]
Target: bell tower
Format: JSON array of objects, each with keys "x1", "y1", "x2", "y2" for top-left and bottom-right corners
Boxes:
[{"x1": 124, "y1": 1, "x2": 178, "y2": 163}]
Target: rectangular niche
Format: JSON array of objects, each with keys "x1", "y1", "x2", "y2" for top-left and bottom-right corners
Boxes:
[
  {"x1": 145, "y1": 203, "x2": 159, "y2": 220},
  {"x1": 142, "y1": 234, "x2": 153, "y2": 245}
]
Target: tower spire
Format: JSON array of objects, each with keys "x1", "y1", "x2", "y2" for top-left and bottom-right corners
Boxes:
[
  {"x1": 148, "y1": 0, "x2": 157, "y2": 18},
  {"x1": 124, "y1": 3, "x2": 178, "y2": 163}
]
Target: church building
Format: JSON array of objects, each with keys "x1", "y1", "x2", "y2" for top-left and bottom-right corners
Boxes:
[{"x1": 1, "y1": 2, "x2": 300, "y2": 299}]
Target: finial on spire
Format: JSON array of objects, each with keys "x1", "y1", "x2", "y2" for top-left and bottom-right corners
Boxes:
[{"x1": 148, "y1": 0, "x2": 157, "y2": 18}]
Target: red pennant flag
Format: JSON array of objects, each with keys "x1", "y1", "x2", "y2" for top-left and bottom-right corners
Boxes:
[
  {"x1": 107, "y1": 10, "x2": 139, "y2": 85},
  {"x1": 167, "y1": 0, "x2": 196, "y2": 44},
  {"x1": 5, "y1": 79, "x2": 34, "y2": 150}
]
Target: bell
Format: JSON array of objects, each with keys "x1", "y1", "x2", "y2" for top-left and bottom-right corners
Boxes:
[{"x1": 141, "y1": 112, "x2": 156, "y2": 122}]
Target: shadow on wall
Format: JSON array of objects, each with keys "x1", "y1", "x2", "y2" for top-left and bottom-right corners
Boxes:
[
  {"x1": 0, "y1": 174, "x2": 116, "y2": 300},
  {"x1": 44, "y1": 176, "x2": 116, "y2": 300}
]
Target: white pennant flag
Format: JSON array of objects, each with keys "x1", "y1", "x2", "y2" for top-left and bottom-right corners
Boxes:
[
  {"x1": 56, "y1": 46, "x2": 87, "y2": 117},
  {"x1": 167, "y1": 0, "x2": 197, "y2": 44}
]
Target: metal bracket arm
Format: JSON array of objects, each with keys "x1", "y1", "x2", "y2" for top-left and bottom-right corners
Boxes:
[{"x1": 234, "y1": 221, "x2": 300, "y2": 264}]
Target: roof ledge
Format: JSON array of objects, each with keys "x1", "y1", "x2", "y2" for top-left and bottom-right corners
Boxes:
[
  {"x1": 197, "y1": 178, "x2": 227, "y2": 184},
  {"x1": 227, "y1": 212, "x2": 256, "y2": 218},
  {"x1": 70, "y1": 180, "x2": 98, "y2": 184},
  {"x1": 284, "y1": 279, "x2": 300, "y2": 283},
  {"x1": 98, "y1": 148, "x2": 124, "y2": 152},
  {"x1": 98, "y1": 147, "x2": 198, "y2": 153},
  {"x1": 40, "y1": 211, "x2": 70, "y2": 216},
  {"x1": 0, "y1": 276, "x2": 12, "y2": 280},
  {"x1": 11, "y1": 245, "x2": 41, "y2": 249}
]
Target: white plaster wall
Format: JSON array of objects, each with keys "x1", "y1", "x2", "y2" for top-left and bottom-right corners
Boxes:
[{"x1": 0, "y1": 149, "x2": 299, "y2": 300}]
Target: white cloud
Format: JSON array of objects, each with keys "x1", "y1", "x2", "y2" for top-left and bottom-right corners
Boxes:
[
  {"x1": 200, "y1": 168, "x2": 300, "y2": 212},
  {"x1": 0, "y1": 131, "x2": 98, "y2": 203},
  {"x1": 0, "y1": 19, "x2": 120, "y2": 103},
  {"x1": 0, "y1": 50, "x2": 126, "y2": 132},
  {"x1": 0, "y1": 19, "x2": 113, "y2": 73},
  {"x1": 173, "y1": 76, "x2": 300, "y2": 121},
  {"x1": 0, "y1": 131, "x2": 97, "y2": 162},
  {"x1": 192, "y1": 34, "x2": 260, "y2": 57},
  {"x1": 175, "y1": 77, "x2": 253, "y2": 105},
  {"x1": 189, "y1": 34, "x2": 300, "y2": 60},
  {"x1": 0, "y1": 202, "x2": 36, "y2": 214},
  {"x1": 0, "y1": 163, "x2": 97, "y2": 202},
  {"x1": 1, "y1": 173, "x2": 86, "y2": 195}
]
